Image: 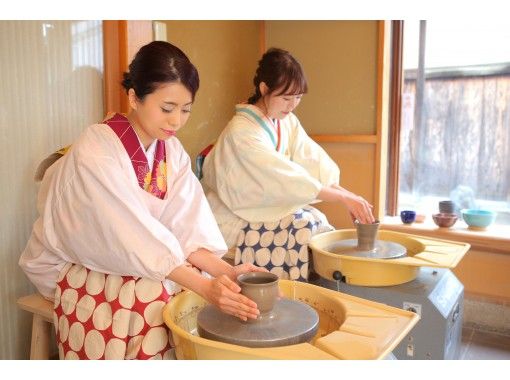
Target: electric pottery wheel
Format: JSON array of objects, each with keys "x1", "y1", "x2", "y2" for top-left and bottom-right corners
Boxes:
[
  {"x1": 163, "y1": 279, "x2": 419, "y2": 359},
  {"x1": 330, "y1": 221, "x2": 407, "y2": 259},
  {"x1": 309, "y1": 221, "x2": 470, "y2": 286},
  {"x1": 196, "y1": 272, "x2": 319, "y2": 348}
]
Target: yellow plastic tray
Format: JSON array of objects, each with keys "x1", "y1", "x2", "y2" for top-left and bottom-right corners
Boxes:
[
  {"x1": 163, "y1": 280, "x2": 419, "y2": 360},
  {"x1": 310, "y1": 229, "x2": 470, "y2": 286}
]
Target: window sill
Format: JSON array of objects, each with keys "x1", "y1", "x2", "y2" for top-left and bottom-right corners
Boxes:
[{"x1": 381, "y1": 216, "x2": 510, "y2": 255}]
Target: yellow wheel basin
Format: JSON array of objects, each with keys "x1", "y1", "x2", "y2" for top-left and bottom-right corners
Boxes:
[
  {"x1": 163, "y1": 280, "x2": 419, "y2": 360},
  {"x1": 309, "y1": 229, "x2": 470, "y2": 286}
]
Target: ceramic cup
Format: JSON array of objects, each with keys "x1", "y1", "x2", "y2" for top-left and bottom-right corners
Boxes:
[
  {"x1": 355, "y1": 220, "x2": 380, "y2": 251},
  {"x1": 432, "y1": 213, "x2": 458, "y2": 228},
  {"x1": 439, "y1": 200, "x2": 455, "y2": 214},
  {"x1": 400, "y1": 210, "x2": 416, "y2": 224},
  {"x1": 237, "y1": 272, "x2": 279, "y2": 318}
]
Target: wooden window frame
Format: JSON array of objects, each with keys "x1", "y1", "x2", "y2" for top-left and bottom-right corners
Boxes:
[
  {"x1": 102, "y1": 21, "x2": 153, "y2": 115},
  {"x1": 386, "y1": 20, "x2": 404, "y2": 217}
]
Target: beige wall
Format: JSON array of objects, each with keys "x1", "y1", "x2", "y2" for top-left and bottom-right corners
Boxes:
[
  {"x1": 162, "y1": 21, "x2": 261, "y2": 170},
  {"x1": 265, "y1": 21, "x2": 379, "y2": 135}
]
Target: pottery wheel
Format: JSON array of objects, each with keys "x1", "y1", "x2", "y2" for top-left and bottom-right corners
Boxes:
[
  {"x1": 197, "y1": 298, "x2": 319, "y2": 348},
  {"x1": 326, "y1": 239, "x2": 407, "y2": 259}
]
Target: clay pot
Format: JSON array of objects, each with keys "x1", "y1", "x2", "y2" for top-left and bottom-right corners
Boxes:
[
  {"x1": 415, "y1": 214, "x2": 426, "y2": 223},
  {"x1": 237, "y1": 272, "x2": 279, "y2": 316},
  {"x1": 355, "y1": 220, "x2": 380, "y2": 251},
  {"x1": 432, "y1": 213, "x2": 458, "y2": 228},
  {"x1": 439, "y1": 200, "x2": 456, "y2": 214}
]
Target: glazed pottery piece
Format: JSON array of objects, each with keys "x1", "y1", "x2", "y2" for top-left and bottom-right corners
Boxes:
[
  {"x1": 415, "y1": 214, "x2": 426, "y2": 223},
  {"x1": 461, "y1": 209, "x2": 497, "y2": 230},
  {"x1": 439, "y1": 200, "x2": 456, "y2": 214},
  {"x1": 400, "y1": 210, "x2": 416, "y2": 224},
  {"x1": 432, "y1": 213, "x2": 458, "y2": 228}
]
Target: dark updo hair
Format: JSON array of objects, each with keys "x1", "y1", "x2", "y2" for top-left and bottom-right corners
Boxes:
[
  {"x1": 121, "y1": 41, "x2": 199, "y2": 101},
  {"x1": 248, "y1": 47, "x2": 308, "y2": 104}
]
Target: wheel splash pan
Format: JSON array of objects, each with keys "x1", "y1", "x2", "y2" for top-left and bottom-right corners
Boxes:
[
  {"x1": 163, "y1": 280, "x2": 419, "y2": 359},
  {"x1": 309, "y1": 229, "x2": 470, "y2": 286}
]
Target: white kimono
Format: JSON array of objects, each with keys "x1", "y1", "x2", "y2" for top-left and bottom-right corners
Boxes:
[
  {"x1": 19, "y1": 123, "x2": 227, "y2": 300},
  {"x1": 202, "y1": 104, "x2": 340, "y2": 248}
]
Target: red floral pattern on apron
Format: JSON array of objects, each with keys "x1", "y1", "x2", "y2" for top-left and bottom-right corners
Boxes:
[{"x1": 54, "y1": 263, "x2": 177, "y2": 360}]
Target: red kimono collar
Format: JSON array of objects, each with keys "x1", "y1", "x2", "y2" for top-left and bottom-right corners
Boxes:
[{"x1": 105, "y1": 113, "x2": 167, "y2": 199}]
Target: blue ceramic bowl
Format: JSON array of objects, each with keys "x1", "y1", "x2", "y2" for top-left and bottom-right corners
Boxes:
[
  {"x1": 400, "y1": 210, "x2": 416, "y2": 224},
  {"x1": 461, "y1": 209, "x2": 497, "y2": 229}
]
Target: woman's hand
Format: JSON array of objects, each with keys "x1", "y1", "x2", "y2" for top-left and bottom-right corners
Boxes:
[
  {"x1": 339, "y1": 189, "x2": 375, "y2": 224},
  {"x1": 202, "y1": 275, "x2": 260, "y2": 321},
  {"x1": 182, "y1": 251, "x2": 282, "y2": 319},
  {"x1": 318, "y1": 184, "x2": 375, "y2": 224}
]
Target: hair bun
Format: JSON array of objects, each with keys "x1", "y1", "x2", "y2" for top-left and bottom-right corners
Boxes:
[{"x1": 121, "y1": 72, "x2": 133, "y2": 91}]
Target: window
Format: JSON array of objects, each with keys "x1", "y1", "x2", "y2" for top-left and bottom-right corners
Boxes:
[{"x1": 390, "y1": 20, "x2": 510, "y2": 225}]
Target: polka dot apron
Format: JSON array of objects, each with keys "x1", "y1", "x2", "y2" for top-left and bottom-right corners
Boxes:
[
  {"x1": 53, "y1": 263, "x2": 176, "y2": 360},
  {"x1": 234, "y1": 206, "x2": 334, "y2": 281}
]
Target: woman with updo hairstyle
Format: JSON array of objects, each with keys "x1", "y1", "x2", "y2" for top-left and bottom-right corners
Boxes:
[
  {"x1": 201, "y1": 47, "x2": 375, "y2": 282},
  {"x1": 20, "y1": 41, "x2": 265, "y2": 360}
]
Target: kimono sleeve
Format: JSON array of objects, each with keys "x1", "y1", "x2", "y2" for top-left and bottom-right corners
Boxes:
[
  {"x1": 45, "y1": 144, "x2": 186, "y2": 281},
  {"x1": 288, "y1": 115, "x2": 340, "y2": 187},
  {"x1": 159, "y1": 146, "x2": 227, "y2": 257},
  {"x1": 211, "y1": 126, "x2": 324, "y2": 217}
]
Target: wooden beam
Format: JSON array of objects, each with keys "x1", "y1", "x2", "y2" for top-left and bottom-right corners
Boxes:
[
  {"x1": 387, "y1": 20, "x2": 404, "y2": 216},
  {"x1": 310, "y1": 134, "x2": 377, "y2": 144},
  {"x1": 127, "y1": 21, "x2": 153, "y2": 62},
  {"x1": 103, "y1": 21, "x2": 122, "y2": 115},
  {"x1": 102, "y1": 20, "x2": 153, "y2": 115},
  {"x1": 259, "y1": 20, "x2": 266, "y2": 54},
  {"x1": 374, "y1": 20, "x2": 392, "y2": 220}
]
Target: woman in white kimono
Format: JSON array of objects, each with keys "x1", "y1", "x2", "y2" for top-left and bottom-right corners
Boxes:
[
  {"x1": 201, "y1": 48, "x2": 375, "y2": 282},
  {"x1": 19, "y1": 41, "x2": 263, "y2": 360}
]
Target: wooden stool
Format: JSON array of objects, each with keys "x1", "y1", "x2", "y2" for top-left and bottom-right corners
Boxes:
[{"x1": 17, "y1": 294, "x2": 54, "y2": 359}]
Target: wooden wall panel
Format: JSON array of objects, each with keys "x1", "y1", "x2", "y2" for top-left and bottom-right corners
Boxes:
[
  {"x1": 103, "y1": 21, "x2": 153, "y2": 115},
  {"x1": 103, "y1": 21, "x2": 122, "y2": 114},
  {"x1": 313, "y1": 142, "x2": 376, "y2": 229},
  {"x1": 265, "y1": 21, "x2": 379, "y2": 136},
  {"x1": 453, "y1": 249, "x2": 510, "y2": 303}
]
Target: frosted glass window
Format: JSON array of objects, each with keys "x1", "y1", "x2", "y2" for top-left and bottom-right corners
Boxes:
[{"x1": 0, "y1": 20, "x2": 104, "y2": 359}]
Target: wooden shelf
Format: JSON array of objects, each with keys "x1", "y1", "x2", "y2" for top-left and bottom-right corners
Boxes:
[{"x1": 381, "y1": 216, "x2": 510, "y2": 255}]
